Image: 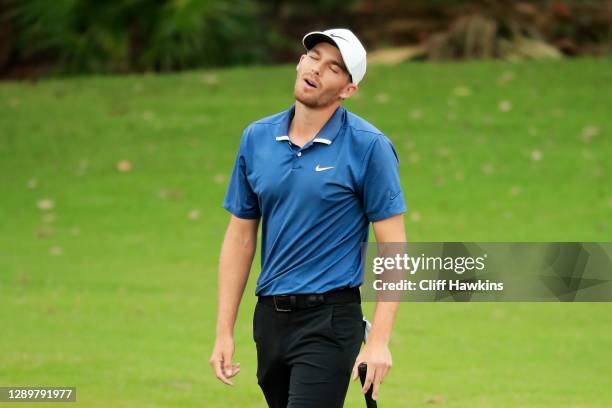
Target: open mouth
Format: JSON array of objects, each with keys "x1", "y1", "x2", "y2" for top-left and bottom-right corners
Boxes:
[{"x1": 304, "y1": 78, "x2": 318, "y2": 89}]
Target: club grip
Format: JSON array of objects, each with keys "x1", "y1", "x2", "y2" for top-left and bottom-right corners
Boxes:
[{"x1": 358, "y1": 363, "x2": 378, "y2": 408}]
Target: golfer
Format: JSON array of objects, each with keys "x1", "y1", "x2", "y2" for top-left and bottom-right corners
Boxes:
[{"x1": 210, "y1": 28, "x2": 407, "y2": 407}]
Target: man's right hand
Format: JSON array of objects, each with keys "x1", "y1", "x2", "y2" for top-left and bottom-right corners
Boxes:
[{"x1": 209, "y1": 335, "x2": 241, "y2": 386}]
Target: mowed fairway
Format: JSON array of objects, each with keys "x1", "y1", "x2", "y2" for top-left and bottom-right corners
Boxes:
[{"x1": 0, "y1": 57, "x2": 611, "y2": 407}]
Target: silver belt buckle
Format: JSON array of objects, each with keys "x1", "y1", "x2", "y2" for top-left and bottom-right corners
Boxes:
[{"x1": 273, "y1": 295, "x2": 292, "y2": 312}]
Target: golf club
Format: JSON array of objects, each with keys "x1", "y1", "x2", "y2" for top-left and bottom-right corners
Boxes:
[
  {"x1": 360, "y1": 317, "x2": 378, "y2": 407},
  {"x1": 358, "y1": 362, "x2": 378, "y2": 408}
]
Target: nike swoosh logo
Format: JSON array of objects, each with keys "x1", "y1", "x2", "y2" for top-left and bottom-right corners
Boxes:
[
  {"x1": 330, "y1": 33, "x2": 348, "y2": 42},
  {"x1": 315, "y1": 165, "x2": 335, "y2": 172},
  {"x1": 390, "y1": 191, "x2": 401, "y2": 200}
]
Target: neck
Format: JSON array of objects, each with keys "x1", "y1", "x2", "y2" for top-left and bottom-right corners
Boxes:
[{"x1": 289, "y1": 100, "x2": 340, "y2": 146}]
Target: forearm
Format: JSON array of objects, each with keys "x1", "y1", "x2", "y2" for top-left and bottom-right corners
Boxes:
[
  {"x1": 369, "y1": 213, "x2": 405, "y2": 346},
  {"x1": 367, "y1": 301, "x2": 399, "y2": 345},
  {"x1": 215, "y1": 229, "x2": 257, "y2": 337}
]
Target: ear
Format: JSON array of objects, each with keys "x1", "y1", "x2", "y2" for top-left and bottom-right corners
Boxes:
[
  {"x1": 339, "y1": 83, "x2": 358, "y2": 100},
  {"x1": 296, "y1": 54, "x2": 306, "y2": 71}
]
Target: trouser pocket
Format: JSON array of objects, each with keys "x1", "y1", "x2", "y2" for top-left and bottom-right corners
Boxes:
[
  {"x1": 253, "y1": 302, "x2": 262, "y2": 343},
  {"x1": 327, "y1": 302, "x2": 364, "y2": 345}
]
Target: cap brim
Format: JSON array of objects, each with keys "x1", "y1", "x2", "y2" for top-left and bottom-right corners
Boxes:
[{"x1": 302, "y1": 32, "x2": 339, "y2": 51}]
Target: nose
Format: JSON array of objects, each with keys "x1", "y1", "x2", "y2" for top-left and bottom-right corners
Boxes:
[{"x1": 311, "y1": 61, "x2": 322, "y2": 76}]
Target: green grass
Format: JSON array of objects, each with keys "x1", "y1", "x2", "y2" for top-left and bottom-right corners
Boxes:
[{"x1": 0, "y1": 57, "x2": 611, "y2": 407}]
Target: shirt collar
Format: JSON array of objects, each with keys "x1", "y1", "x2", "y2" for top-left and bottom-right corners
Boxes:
[{"x1": 275, "y1": 103, "x2": 345, "y2": 145}]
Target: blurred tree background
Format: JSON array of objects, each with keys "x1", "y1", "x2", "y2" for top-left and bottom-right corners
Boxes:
[{"x1": 0, "y1": 0, "x2": 610, "y2": 78}]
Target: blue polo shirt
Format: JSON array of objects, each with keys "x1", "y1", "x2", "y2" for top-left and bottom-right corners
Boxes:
[{"x1": 223, "y1": 104, "x2": 407, "y2": 295}]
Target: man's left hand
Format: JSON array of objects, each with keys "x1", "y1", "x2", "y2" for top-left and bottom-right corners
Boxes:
[{"x1": 351, "y1": 340, "x2": 392, "y2": 400}]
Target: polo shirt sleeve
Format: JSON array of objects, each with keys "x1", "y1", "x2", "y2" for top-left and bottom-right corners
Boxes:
[
  {"x1": 222, "y1": 127, "x2": 261, "y2": 219},
  {"x1": 360, "y1": 136, "x2": 407, "y2": 222}
]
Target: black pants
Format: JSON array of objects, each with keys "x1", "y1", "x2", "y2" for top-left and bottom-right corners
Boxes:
[{"x1": 253, "y1": 300, "x2": 365, "y2": 408}]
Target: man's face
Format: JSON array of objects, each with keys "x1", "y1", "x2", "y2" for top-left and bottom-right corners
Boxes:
[{"x1": 294, "y1": 42, "x2": 357, "y2": 108}]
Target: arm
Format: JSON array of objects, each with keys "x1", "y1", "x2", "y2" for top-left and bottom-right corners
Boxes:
[
  {"x1": 352, "y1": 213, "x2": 406, "y2": 400},
  {"x1": 209, "y1": 214, "x2": 260, "y2": 386}
]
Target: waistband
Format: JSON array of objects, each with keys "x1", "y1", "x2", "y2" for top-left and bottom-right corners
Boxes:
[{"x1": 258, "y1": 287, "x2": 361, "y2": 312}]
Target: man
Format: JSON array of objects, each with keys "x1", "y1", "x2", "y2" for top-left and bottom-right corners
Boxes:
[{"x1": 210, "y1": 28, "x2": 407, "y2": 407}]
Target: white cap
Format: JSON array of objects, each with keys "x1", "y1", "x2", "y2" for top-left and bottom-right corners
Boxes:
[{"x1": 302, "y1": 28, "x2": 367, "y2": 85}]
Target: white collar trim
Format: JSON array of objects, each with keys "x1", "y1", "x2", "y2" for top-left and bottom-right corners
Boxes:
[{"x1": 275, "y1": 136, "x2": 332, "y2": 145}]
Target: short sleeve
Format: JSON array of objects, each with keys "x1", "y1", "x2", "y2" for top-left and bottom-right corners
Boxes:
[
  {"x1": 360, "y1": 136, "x2": 407, "y2": 222},
  {"x1": 222, "y1": 128, "x2": 261, "y2": 219}
]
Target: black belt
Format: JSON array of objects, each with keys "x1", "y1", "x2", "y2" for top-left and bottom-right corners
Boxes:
[{"x1": 258, "y1": 287, "x2": 361, "y2": 312}]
